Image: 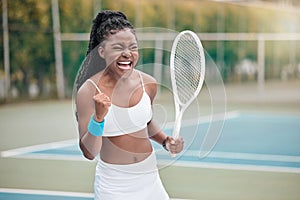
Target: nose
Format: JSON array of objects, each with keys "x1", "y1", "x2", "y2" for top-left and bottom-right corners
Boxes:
[{"x1": 121, "y1": 49, "x2": 131, "y2": 58}]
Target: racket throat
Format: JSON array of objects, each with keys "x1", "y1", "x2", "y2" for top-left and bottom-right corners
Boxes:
[{"x1": 172, "y1": 111, "x2": 183, "y2": 139}]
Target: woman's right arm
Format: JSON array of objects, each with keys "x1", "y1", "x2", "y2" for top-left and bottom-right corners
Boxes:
[{"x1": 76, "y1": 83, "x2": 110, "y2": 160}]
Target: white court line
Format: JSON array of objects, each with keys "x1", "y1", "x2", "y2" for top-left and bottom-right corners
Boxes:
[
  {"x1": 0, "y1": 188, "x2": 192, "y2": 200},
  {"x1": 0, "y1": 188, "x2": 93, "y2": 198},
  {"x1": 156, "y1": 150, "x2": 300, "y2": 174},
  {"x1": 156, "y1": 150, "x2": 300, "y2": 163},
  {"x1": 0, "y1": 139, "x2": 77, "y2": 158},
  {"x1": 5, "y1": 149, "x2": 300, "y2": 164},
  {"x1": 158, "y1": 159, "x2": 300, "y2": 173},
  {"x1": 3, "y1": 153, "x2": 89, "y2": 162}
]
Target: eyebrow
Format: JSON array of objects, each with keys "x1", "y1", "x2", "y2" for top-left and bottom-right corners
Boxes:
[{"x1": 111, "y1": 42, "x2": 138, "y2": 47}]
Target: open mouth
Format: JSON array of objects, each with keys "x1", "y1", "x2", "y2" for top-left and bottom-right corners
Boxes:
[{"x1": 117, "y1": 61, "x2": 132, "y2": 70}]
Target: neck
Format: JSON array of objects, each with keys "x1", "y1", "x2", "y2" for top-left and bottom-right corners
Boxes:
[
  {"x1": 104, "y1": 67, "x2": 134, "y2": 82},
  {"x1": 100, "y1": 68, "x2": 136, "y2": 89}
]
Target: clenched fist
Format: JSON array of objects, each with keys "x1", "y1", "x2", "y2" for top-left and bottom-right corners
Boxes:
[
  {"x1": 93, "y1": 92, "x2": 111, "y2": 122},
  {"x1": 166, "y1": 136, "x2": 184, "y2": 154}
]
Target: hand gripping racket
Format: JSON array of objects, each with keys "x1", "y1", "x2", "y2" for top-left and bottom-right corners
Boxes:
[{"x1": 170, "y1": 30, "x2": 205, "y2": 155}]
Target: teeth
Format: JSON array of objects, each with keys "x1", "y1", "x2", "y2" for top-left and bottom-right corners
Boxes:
[
  {"x1": 117, "y1": 61, "x2": 132, "y2": 70},
  {"x1": 118, "y1": 61, "x2": 131, "y2": 65}
]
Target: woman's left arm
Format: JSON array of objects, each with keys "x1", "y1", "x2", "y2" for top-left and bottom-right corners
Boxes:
[
  {"x1": 147, "y1": 120, "x2": 184, "y2": 154},
  {"x1": 143, "y1": 72, "x2": 184, "y2": 154}
]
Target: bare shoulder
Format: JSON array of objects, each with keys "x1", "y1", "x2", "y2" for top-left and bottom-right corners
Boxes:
[
  {"x1": 77, "y1": 72, "x2": 101, "y2": 98},
  {"x1": 75, "y1": 79, "x2": 96, "y2": 121},
  {"x1": 139, "y1": 70, "x2": 157, "y2": 85},
  {"x1": 76, "y1": 79, "x2": 97, "y2": 105},
  {"x1": 138, "y1": 70, "x2": 158, "y2": 101},
  {"x1": 77, "y1": 80, "x2": 93, "y2": 96}
]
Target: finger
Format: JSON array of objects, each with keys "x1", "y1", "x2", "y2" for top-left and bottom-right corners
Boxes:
[
  {"x1": 175, "y1": 137, "x2": 183, "y2": 142},
  {"x1": 93, "y1": 94, "x2": 111, "y2": 102},
  {"x1": 174, "y1": 137, "x2": 184, "y2": 146},
  {"x1": 169, "y1": 144, "x2": 177, "y2": 152},
  {"x1": 168, "y1": 137, "x2": 176, "y2": 145},
  {"x1": 103, "y1": 101, "x2": 112, "y2": 107},
  {"x1": 169, "y1": 142, "x2": 183, "y2": 153},
  {"x1": 94, "y1": 92, "x2": 108, "y2": 99},
  {"x1": 170, "y1": 148, "x2": 178, "y2": 154}
]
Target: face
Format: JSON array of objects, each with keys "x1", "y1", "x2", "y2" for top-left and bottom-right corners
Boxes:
[{"x1": 98, "y1": 29, "x2": 139, "y2": 76}]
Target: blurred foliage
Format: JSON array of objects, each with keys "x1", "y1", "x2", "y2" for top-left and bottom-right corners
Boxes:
[
  {"x1": 0, "y1": 0, "x2": 299, "y2": 100},
  {"x1": 1, "y1": 0, "x2": 54, "y2": 99}
]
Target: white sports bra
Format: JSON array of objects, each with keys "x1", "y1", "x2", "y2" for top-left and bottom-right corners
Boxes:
[{"x1": 87, "y1": 72, "x2": 152, "y2": 137}]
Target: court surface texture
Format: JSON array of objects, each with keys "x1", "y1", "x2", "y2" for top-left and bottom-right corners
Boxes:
[{"x1": 1, "y1": 100, "x2": 299, "y2": 199}]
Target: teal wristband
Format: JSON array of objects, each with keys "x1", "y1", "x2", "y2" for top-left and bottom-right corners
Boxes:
[{"x1": 88, "y1": 114, "x2": 105, "y2": 137}]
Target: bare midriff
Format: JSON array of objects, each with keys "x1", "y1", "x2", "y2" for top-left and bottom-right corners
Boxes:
[{"x1": 100, "y1": 128, "x2": 153, "y2": 164}]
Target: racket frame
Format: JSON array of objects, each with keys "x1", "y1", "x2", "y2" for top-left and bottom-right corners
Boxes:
[{"x1": 170, "y1": 30, "x2": 205, "y2": 140}]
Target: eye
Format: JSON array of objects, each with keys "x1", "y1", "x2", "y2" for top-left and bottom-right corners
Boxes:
[
  {"x1": 112, "y1": 46, "x2": 123, "y2": 50},
  {"x1": 130, "y1": 45, "x2": 138, "y2": 51},
  {"x1": 111, "y1": 44, "x2": 123, "y2": 50}
]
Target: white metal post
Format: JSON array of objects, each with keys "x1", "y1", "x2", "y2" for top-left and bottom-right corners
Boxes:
[
  {"x1": 51, "y1": 0, "x2": 65, "y2": 99},
  {"x1": 257, "y1": 36, "x2": 265, "y2": 97},
  {"x1": 2, "y1": 0, "x2": 10, "y2": 99}
]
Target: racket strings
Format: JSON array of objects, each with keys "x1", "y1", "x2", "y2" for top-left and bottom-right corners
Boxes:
[{"x1": 173, "y1": 34, "x2": 203, "y2": 104}]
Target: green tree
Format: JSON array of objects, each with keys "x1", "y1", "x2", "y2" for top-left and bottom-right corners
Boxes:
[{"x1": 8, "y1": 0, "x2": 54, "y2": 98}]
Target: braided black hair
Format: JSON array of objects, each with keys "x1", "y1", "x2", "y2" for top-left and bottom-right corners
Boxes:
[{"x1": 75, "y1": 10, "x2": 135, "y2": 91}]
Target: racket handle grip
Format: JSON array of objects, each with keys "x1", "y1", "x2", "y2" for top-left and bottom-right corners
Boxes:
[
  {"x1": 170, "y1": 140, "x2": 177, "y2": 157},
  {"x1": 172, "y1": 112, "x2": 183, "y2": 140},
  {"x1": 170, "y1": 112, "x2": 183, "y2": 158}
]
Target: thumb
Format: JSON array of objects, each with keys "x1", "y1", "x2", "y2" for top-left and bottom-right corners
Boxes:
[{"x1": 168, "y1": 137, "x2": 175, "y2": 145}]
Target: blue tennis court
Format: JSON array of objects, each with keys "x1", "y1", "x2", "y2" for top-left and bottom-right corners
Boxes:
[
  {"x1": 1, "y1": 111, "x2": 300, "y2": 199},
  {"x1": 2, "y1": 111, "x2": 300, "y2": 172}
]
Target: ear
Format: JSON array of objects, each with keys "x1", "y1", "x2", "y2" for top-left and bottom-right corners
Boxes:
[{"x1": 98, "y1": 46, "x2": 105, "y2": 59}]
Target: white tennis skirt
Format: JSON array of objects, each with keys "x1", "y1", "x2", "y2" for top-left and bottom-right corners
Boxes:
[{"x1": 94, "y1": 151, "x2": 169, "y2": 200}]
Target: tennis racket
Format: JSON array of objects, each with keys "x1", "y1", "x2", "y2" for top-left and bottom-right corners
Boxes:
[{"x1": 170, "y1": 30, "x2": 205, "y2": 155}]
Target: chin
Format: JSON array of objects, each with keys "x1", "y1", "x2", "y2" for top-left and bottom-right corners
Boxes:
[{"x1": 118, "y1": 66, "x2": 134, "y2": 78}]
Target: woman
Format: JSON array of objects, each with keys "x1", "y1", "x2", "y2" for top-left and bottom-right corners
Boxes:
[{"x1": 75, "y1": 10, "x2": 184, "y2": 200}]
